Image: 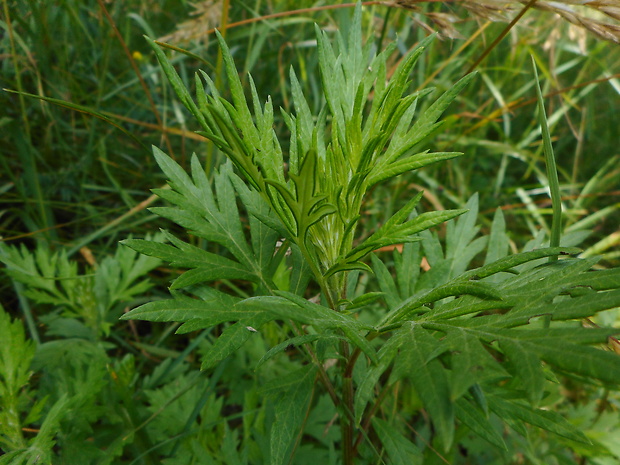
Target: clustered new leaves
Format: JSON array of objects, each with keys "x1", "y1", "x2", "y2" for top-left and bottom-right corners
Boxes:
[{"x1": 143, "y1": 7, "x2": 470, "y2": 296}]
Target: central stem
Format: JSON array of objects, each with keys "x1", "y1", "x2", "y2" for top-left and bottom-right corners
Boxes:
[
  {"x1": 315, "y1": 257, "x2": 356, "y2": 463},
  {"x1": 341, "y1": 339, "x2": 355, "y2": 465},
  {"x1": 323, "y1": 272, "x2": 356, "y2": 465}
]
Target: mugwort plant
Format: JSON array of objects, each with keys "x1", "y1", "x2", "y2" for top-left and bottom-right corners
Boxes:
[{"x1": 120, "y1": 5, "x2": 620, "y2": 463}]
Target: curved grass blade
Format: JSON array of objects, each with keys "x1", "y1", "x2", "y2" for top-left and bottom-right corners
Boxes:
[
  {"x1": 3, "y1": 89, "x2": 149, "y2": 153},
  {"x1": 531, "y1": 56, "x2": 562, "y2": 256}
]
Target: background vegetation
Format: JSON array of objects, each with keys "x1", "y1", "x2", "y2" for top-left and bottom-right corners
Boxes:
[{"x1": 1, "y1": 0, "x2": 619, "y2": 463}]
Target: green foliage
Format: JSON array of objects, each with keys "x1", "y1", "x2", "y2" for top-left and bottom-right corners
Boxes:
[
  {"x1": 0, "y1": 306, "x2": 36, "y2": 453},
  {"x1": 2, "y1": 1, "x2": 620, "y2": 464},
  {"x1": 116, "y1": 6, "x2": 620, "y2": 464},
  {"x1": 0, "y1": 236, "x2": 162, "y2": 339},
  {"x1": 145, "y1": 7, "x2": 470, "y2": 307}
]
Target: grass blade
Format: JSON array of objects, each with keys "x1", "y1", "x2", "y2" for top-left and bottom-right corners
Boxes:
[{"x1": 531, "y1": 56, "x2": 562, "y2": 256}]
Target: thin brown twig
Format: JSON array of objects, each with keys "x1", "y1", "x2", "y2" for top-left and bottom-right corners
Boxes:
[
  {"x1": 462, "y1": 72, "x2": 620, "y2": 135},
  {"x1": 352, "y1": 382, "x2": 392, "y2": 453},
  {"x1": 400, "y1": 412, "x2": 452, "y2": 464},
  {"x1": 101, "y1": 111, "x2": 209, "y2": 141},
  {"x1": 289, "y1": 321, "x2": 341, "y2": 409},
  {"x1": 96, "y1": 0, "x2": 176, "y2": 159},
  {"x1": 66, "y1": 185, "x2": 170, "y2": 257},
  {"x1": 464, "y1": 0, "x2": 538, "y2": 76},
  {"x1": 480, "y1": 190, "x2": 620, "y2": 214},
  {"x1": 420, "y1": 20, "x2": 491, "y2": 89}
]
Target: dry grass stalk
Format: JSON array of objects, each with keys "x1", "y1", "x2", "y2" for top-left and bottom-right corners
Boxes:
[
  {"x1": 157, "y1": 0, "x2": 620, "y2": 47},
  {"x1": 158, "y1": 1, "x2": 224, "y2": 45},
  {"x1": 396, "y1": 0, "x2": 620, "y2": 44}
]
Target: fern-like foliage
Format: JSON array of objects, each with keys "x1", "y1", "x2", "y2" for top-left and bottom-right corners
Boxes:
[{"x1": 0, "y1": 238, "x2": 161, "y2": 339}]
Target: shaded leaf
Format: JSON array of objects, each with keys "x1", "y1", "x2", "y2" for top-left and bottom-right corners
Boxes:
[
  {"x1": 261, "y1": 366, "x2": 317, "y2": 465},
  {"x1": 372, "y1": 417, "x2": 423, "y2": 465},
  {"x1": 121, "y1": 290, "x2": 242, "y2": 324},
  {"x1": 455, "y1": 397, "x2": 507, "y2": 450},
  {"x1": 487, "y1": 395, "x2": 589, "y2": 444},
  {"x1": 392, "y1": 323, "x2": 454, "y2": 450},
  {"x1": 201, "y1": 314, "x2": 273, "y2": 370},
  {"x1": 256, "y1": 334, "x2": 339, "y2": 370}
]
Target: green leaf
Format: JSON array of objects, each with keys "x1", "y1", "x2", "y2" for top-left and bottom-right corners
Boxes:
[
  {"x1": 572, "y1": 268, "x2": 620, "y2": 290},
  {"x1": 532, "y1": 57, "x2": 562, "y2": 252},
  {"x1": 0, "y1": 307, "x2": 36, "y2": 451},
  {"x1": 411, "y1": 72, "x2": 477, "y2": 138},
  {"x1": 288, "y1": 244, "x2": 313, "y2": 296},
  {"x1": 342, "y1": 197, "x2": 466, "y2": 267},
  {"x1": 121, "y1": 290, "x2": 242, "y2": 324},
  {"x1": 484, "y1": 208, "x2": 510, "y2": 266},
  {"x1": 341, "y1": 325, "x2": 379, "y2": 365},
  {"x1": 242, "y1": 293, "x2": 370, "y2": 331},
  {"x1": 261, "y1": 366, "x2": 317, "y2": 465},
  {"x1": 446, "y1": 194, "x2": 480, "y2": 259},
  {"x1": 150, "y1": 154, "x2": 259, "y2": 271},
  {"x1": 0, "y1": 394, "x2": 72, "y2": 465},
  {"x1": 394, "y1": 242, "x2": 421, "y2": 299},
  {"x1": 421, "y1": 295, "x2": 513, "y2": 322},
  {"x1": 0, "y1": 307, "x2": 36, "y2": 397},
  {"x1": 240, "y1": 292, "x2": 378, "y2": 364},
  {"x1": 370, "y1": 254, "x2": 400, "y2": 310},
  {"x1": 147, "y1": 153, "x2": 279, "y2": 293},
  {"x1": 500, "y1": 338, "x2": 545, "y2": 405},
  {"x1": 122, "y1": 237, "x2": 256, "y2": 289},
  {"x1": 170, "y1": 266, "x2": 257, "y2": 290},
  {"x1": 521, "y1": 338, "x2": 620, "y2": 386},
  {"x1": 214, "y1": 30, "x2": 258, "y2": 145},
  {"x1": 391, "y1": 323, "x2": 454, "y2": 450},
  {"x1": 249, "y1": 206, "x2": 280, "y2": 276},
  {"x1": 229, "y1": 172, "x2": 290, "y2": 240},
  {"x1": 487, "y1": 395, "x2": 589, "y2": 444},
  {"x1": 372, "y1": 417, "x2": 423, "y2": 465},
  {"x1": 256, "y1": 334, "x2": 336, "y2": 370},
  {"x1": 367, "y1": 151, "x2": 462, "y2": 187},
  {"x1": 146, "y1": 37, "x2": 207, "y2": 130},
  {"x1": 419, "y1": 229, "x2": 444, "y2": 267},
  {"x1": 212, "y1": 163, "x2": 260, "y2": 267},
  {"x1": 322, "y1": 260, "x2": 372, "y2": 279},
  {"x1": 380, "y1": 280, "x2": 503, "y2": 328},
  {"x1": 354, "y1": 330, "x2": 404, "y2": 423},
  {"x1": 444, "y1": 327, "x2": 508, "y2": 400},
  {"x1": 490, "y1": 258, "x2": 603, "y2": 326},
  {"x1": 547, "y1": 289, "x2": 620, "y2": 321},
  {"x1": 152, "y1": 146, "x2": 195, "y2": 195},
  {"x1": 455, "y1": 397, "x2": 507, "y2": 450},
  {"x1": 428, "y1": 320, "x2": 620, "y2": 388},
  {"x1": 279, "y1": 148, "x2": 338, "y2": 241},
  {"x1": 343, "y1": 291, "x2": 384, "y2": 312},
  {"x1": 201, "y1": 314, "x2": 273, "y2": 370},
  {"x1": 457, "y1": 247, "x2": 581, "y2": 282}
]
